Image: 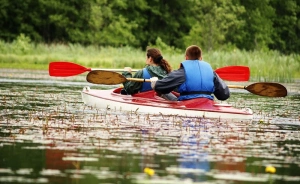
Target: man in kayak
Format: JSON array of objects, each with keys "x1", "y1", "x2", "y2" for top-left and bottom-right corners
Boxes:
[
  {"x1": 150, "y1": 45, "x2": 230, "y2": 101},
  {"x1": 122, "y1": 48, "x2": 177, "y2": 100}
]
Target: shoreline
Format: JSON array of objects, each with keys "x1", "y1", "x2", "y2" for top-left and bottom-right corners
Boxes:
[
  {"x1": 0, "y1": 68, "x2": 86, "y2": 82},
  {"x1": 1, "y1": 68, "x2": 299, "y2": 94}
]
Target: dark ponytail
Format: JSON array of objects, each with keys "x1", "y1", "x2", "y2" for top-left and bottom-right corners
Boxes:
[{"x1": 146, "y1": 48, "x2": 172, "y2": 73}]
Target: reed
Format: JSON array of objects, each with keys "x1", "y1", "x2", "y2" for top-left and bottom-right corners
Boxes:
[{"x1": 0, "y1": 40, "x2": 299, "y2": 82}]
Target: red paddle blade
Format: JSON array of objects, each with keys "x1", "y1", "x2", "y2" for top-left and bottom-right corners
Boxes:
[
  {"x1": 215, "y1": 66, "x2": 250, "y2": 81},
  {"x1": 49, "y1": 62, "x2": 91, "y2": 77}
]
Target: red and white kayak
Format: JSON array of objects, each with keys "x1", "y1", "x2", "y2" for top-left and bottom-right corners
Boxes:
[{"x1": 81, "y1": 87, "x2": 253, "y2": 120}]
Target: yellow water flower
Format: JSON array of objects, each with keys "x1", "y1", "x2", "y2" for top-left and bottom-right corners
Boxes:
[
  {"x1": 144, "y1": 167, "x2": 155, "y2": 176},
  {"x1": 265, "y1": 166, "x2": 276, "y2": 173}
]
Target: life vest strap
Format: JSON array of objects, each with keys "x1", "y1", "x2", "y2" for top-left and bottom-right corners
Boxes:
[{"x1": 180, "y1": 91, "x2": 212, "y2": 96}]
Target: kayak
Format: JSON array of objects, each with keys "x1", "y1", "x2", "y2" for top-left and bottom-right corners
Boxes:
[
  {"x1": 81, "y1": 87, "x2": 253, "y2": 120},
  {"x1": 49, "y1": 62, "x2": 286, "y2": 120}
]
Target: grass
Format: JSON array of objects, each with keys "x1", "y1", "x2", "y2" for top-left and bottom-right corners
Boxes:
[{"x1": 0, "y1": 39, "x2": 299, "y2": 82}]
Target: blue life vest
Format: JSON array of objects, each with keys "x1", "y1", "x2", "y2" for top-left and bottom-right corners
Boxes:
[
  {"x1": 140, "y1": 68, "x2": 152, "y2": 92},
  {"x1": 178, "y1": 60, "x2": 214, "y2": 100}
]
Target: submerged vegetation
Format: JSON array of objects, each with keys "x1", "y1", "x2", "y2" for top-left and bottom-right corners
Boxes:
[{"x1": 0, "y1": 34, "x2": 299, "y2": 82}]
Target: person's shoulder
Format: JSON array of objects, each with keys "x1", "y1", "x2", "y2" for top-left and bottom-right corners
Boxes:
[
  {"x1": 148, "y1": 65, "x2": 164, "y2": 71},
  {"x1": 171, "y1": 67, "x2": 185, "y2": 74},
  {"x1": 147, "y1": 65, "x2": 167, "y2": 76},
  {"x1": 133, "y1": 69, "x2": 143, "y2": 77}
]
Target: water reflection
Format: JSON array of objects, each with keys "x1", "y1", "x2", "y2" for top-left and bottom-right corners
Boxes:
[
  {"x1": 178, "y1": 121, "x2": 209, "y2": 182},
  {"x1": 0, "y1": 79, "x2": 300, "y2": 183}
]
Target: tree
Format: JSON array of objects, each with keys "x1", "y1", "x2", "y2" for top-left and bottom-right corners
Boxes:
[
  {"x1": 135, "y1": 0, "x2": 194, "y2": 49},
  {"x1": 86, "y1": 0, "x2": 140, "y2": 46},
  {"x1": 235, "y1": 0, "x2": 276, "y2": 51},
  {"x1": 0, "y1": 0, "x2": 298, "y2": 54},
  {"x1": 0, "y1": 0, "x2": 43, "y2": 41},
  {"x1": 182, "y1": 0, "x2": 246, "y2": 51},
  {"x1": 269, "y1": 0, "x2": 300, "y2": 54}
]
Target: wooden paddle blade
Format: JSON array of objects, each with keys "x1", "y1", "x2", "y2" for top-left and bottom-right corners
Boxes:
[
  {"x1": 86, "y1": 70, "x2": 127, "y2": 84},
  {"x1": 215, "y1": 66, "x2": 250, "y2": 81},
  {"x1": 49, "y1": 61, "x2": 91, "y2": 77},
  {"x1": 246, "y1": 82, "x2": 287, "y2": 97}
]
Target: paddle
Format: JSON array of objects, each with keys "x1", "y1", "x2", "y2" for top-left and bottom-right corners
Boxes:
[
  {"x1": 49, "y1": 61, "x2": 250, "y2": 81},
  {"x1": 214, "y1": 65, "x2": 249, "y2": 81},
  {"x1": 86, "y1": 70, "x2": 287, "y2": 97},
  {"x1": 48, "y1": 61, "x2": 138, "y2": 77},
  {"x1": 228, "y1": 83, "x2": 287, "y2": 97}
]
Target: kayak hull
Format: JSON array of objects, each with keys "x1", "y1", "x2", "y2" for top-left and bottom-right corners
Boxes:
[{"x1": 81, "y1": 87, "x2": 253, "y2": 120}]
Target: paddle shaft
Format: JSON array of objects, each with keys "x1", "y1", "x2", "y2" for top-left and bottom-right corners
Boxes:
[
  {"x1": 49, "y1": 61, "x2": 138, "y2": 77},
  {"x1": 127, "y1": 79, "x2": 244, "y2": 87},
  {"x1": 127, "y1": 79, "x2": 247, "y2": 87},
  {"x1": 87, "y1": 70, "x2": 287, "y2": 97},
  {"x1": 126, "y1": 78, "x2": 151, "y2": 82},
  {"x1": 91, "y1": 68, "x2": 138, "y2": 72},
  {"x1": 227, "y1": 85, "x2": 245, "y2": 89},
  {"x1": 49, "y1": 61, "x2": 250, "y2": 81},
  {"x1": 124, "y1": 78, "x2": 287, "y2": 97}
]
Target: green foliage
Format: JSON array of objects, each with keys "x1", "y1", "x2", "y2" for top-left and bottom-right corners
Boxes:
[
  {"x1": 150, "y1": 37, "x2": 182, "y2": 54},
  {"x1": 269, "y1": 0, "x2": 300, "y2": 54},
  {"x1": 0, "y1": 0, "x2": 299, "y2": 54},
  {"x1": 138, "y1": 0, "x2": 194, "y2": 50},
  {"x1": 12, "y1": 34, "x2": 33, "y2": 54},
  {"x1": 183, "y1": 0, "x2": 246, "y2": 51},
  {"x1": 237, "y1": 0, "x2": 276, "y2": 51},
  {"x1": 0, "y1": 33, "x2": 34, "y2": 55},
  {"x1": 85, "y1": 0, "x2": 139, "y2": 46},
  {"x1": 0, "y1": 41, "x2": 299, "y2": 82},
  {"x1": 204, "y1": 49, "x2": 299, "y2": 82}
]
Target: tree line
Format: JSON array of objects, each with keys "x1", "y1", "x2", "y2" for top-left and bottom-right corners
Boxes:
[{"x1": 0, "y1": 0, "x2": 299, "y2": 54}]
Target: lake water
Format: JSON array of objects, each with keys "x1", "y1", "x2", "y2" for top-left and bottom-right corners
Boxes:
[{"x1": 0, "y1": 69, "x2": 300, "y2": 184}]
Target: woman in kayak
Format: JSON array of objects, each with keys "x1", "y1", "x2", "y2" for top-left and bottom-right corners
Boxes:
[
  {"x1": 150, "y1": 45, "x2": 230, "y2": 101},
  {"x1": 122, "y1": 48, "x2": 177, "y2": 100}
]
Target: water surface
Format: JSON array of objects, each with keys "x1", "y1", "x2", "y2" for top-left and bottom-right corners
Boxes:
[{"x1": 0, "y1": 71, "x2": 300, "y2": 184}]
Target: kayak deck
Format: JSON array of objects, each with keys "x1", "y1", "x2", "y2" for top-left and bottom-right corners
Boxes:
[{"x1": 81, "y1": 87, "x2": 253, "y2": 120}]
